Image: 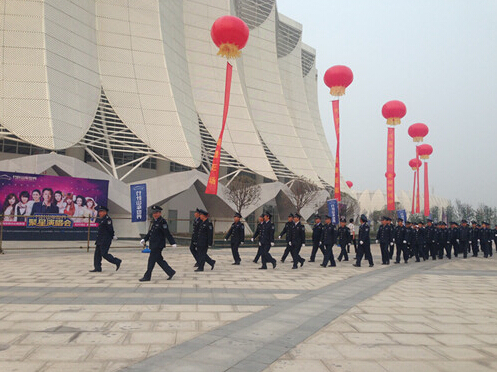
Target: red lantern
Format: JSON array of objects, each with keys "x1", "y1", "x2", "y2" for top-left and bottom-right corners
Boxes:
[
  {"x1": 382, "y1": 100, "x2": 407, "y2": 125},
  {"x1": 409, "y1": 158, "x2": 422, "y2": 170},
  {"x1": 346, "y1": 180, "x2": 353, "y2": 188},
  {"x1": 408, "y1": 123, "x2": 429, "y2": 142},
  {"x1": 417, "y1": 144, "x2": 433, "y2": 160},
  {"x1": 323, "y1": 65, "x2": 353, "y2": 96},
  {"x1": 211, "y1": 16, "x2": 249, "y2": 58}
]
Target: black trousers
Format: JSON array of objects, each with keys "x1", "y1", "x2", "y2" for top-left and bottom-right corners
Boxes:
[
  {"x1": 459, "y1": 240, "x2": 469, "y2": 258},
  {"x1": 471, "y1": 241, "x2": 479, "y2": 256},
  {"x1": 427, "y1": 242, "x2": 437, "y2": 259},
  {"x1": 197, "y1": 245, "x2": 215, "y2": 270},
  {"x1": 261, "y1": 243, "x2": 275, "y2": 268},
  {"x1": 281, "y1": 242, "x2": 291, "y2": 262},
  {"x1": 310, "y1": 241, "x2": 325, "y2": 261},
  {"x1": 189, "y1": 241, "x2": 198, "y2": 263},
  {"x1": 322, "y1": 244, "x2": 336, "y2": 266},
  {"x1": 94, "y1": 244, "x2": 119, "y2": 271},
  {"x1": 337, "y1": 243, "x2": 348, "y2": 261},
  {"x1": 388, "y1": 242, "x2": 395, "y2": 259},
  {"x1": 254, "y1": 243, "x2": 262, "y2": 262},
  {"x1": 395, "y1": 243, "x2": 408, "y2": 263},
  {"x1": 143, "y1": 248, "x2": 174, "y2": 279},
  {"x1": 356, "y1": 243, "x2": 373, "y2": 266},
  {"x1": 481, "y1": 241, "x2": 489, "y2": 257},
  {"x1": 291, "y1": 243, "x2": 304, "y2": 268},
  {"x1": 438, "y1": 242, "x2": 445, "y2": 259},
  {"x1": 231, "y1": 241, "x2": 241, "y2": 263},
  {"x1": 380, "y1": 242, "x2": 390, "y2": 264}
]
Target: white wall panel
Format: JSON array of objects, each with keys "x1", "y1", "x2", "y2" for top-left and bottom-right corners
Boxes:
[
  {"x1": 276, "y1": 15, "x2": 334, "y2": 186},
  {"x1": 183, "y1": 0, "x2": 276, "y2": 180},
  {"x1": 0, "y1": 0, "x2": 100, "y2": 150},
  {"x1": 96, "y1": 0, "x2": 201, "y2": 168}
]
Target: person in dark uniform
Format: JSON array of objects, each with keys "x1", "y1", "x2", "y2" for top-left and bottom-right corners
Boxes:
[
  {"x1": 493, "y1": 225, "x2": 497, "y2": 256},
  {"x1": 480, "y1": 222, "x2": 491, "y2": 258},
  {"x1": 309, "y1": 215, "x2": 325, "y2": 262},
  {"x1": 394, "y1": 217, "x2": 408, "y2": 264},
  {"x1": 386, "y1": 218, "x2": 395, "y2": 259},
  {"x1": 224, "y1": 212, "x2": 244, "y2": 265},
  {"x1": 337, "y1": 217, "x2": 350, "y2": 262},
  {"x1": 470, "y1": 221, "x2": 479, "y2": 257},
  {"x1": 347, "y1": 218, "x2": 356, "y2": 255},
  {"x1": 354, "y1": 214, "x2": 373, "y2": 267},
  {"x1": 139, "y1": 205, "x2": 177, "y2": 281},
  {"x1": 190, "y1": 208, "x2": 201, "y2": 267},
  {"x1": 259, "y1": 212, "x2": 277, "y2": 270},
  {"x1": 251, "y1": 214, "x2": 264, "y2": 263},
  {"x1": 405, "y1": 221, "x2": 414, "y2": 259},
  {"x1": 290, "y1": 213, "x2": 305, "y2": 269},
  {"x1": 278, "y1": 213, "x2": 294, "y2": 263},
  {"x1": 425, "y1": 219, "x2": 437, "y2": 260},
  {"x1": 195, "y1": 209, "x2": 216, "y2": 271},
  {"x1": 459, "y1": 219, "x2": 470, "y2": 259},
  {"x1": 447, "y1": 222, "x2": 459, "y2": 258},
  {"x1": 376, "y1": 216, "x2": 391, "y2": 265},
  {"x1": 90, "y1": 206, "x2": 121, "y2": 272},
  {"x1": 321, "y1": 215, "x2": 336, "y2": 267},
  {"x1": 412, "y1": 222, "x2": 425, "y2": 262},
  {"x1": 488, "y1": 222, "x2": 494, "y2": 257}
]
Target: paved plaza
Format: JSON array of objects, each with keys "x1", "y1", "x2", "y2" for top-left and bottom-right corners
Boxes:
[{"x1": 0, "y1": 243, "x2": 496, "y2": 372}]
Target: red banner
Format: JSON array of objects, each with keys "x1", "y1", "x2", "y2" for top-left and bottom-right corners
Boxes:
[
  {"x1": 386, "y1": 127, "x2": 395, "y2": 210},
  {"x1": 205, "y1": 62, "x2": 233, "y2": 195},
  {"x1": 332, "y1": 100, "x2": 341, "y2": 201},
  {"x1": 415, "y1": 146, "x2": 420, "y2": 213},
  {"x1": 411, "y1": 170, "x2": 416, "y2": 214},
  {"x1": 424, "y1": 161, "x2": 430, "y2": 216}
]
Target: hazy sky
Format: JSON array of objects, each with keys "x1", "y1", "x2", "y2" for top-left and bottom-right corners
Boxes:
[{"x1": 276, "y1": 0, "x2": 497, "y2": 207}]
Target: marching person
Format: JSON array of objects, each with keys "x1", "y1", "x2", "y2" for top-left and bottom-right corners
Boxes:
[
  {"x1": 336, "y1": 217, "x2": 350, "y2": 262},
  {"x1": 376, "y1": 216, "x2": 391, "y2": 265},
  {"x1": 139, "y1": 205, "x2": 177, "y2": 281},
  {"x1": 321, "y1": 215, "x2": 336, "y2": 267},
  {"x1": 394, "y1": 217, "x2": 408, "y2": 264},
  {"x1": 90, "y1": 206, "x2": 121, "y2": 273},
  {"x1": 225, "y1": 212, "x2": 244, "y2": 265},
  {"x1": 309, "y1": 215, "x2": 325, "y2": 262},
  {"x1": 459, "y1": 219, "x2": 470, "y2": 259},
  {"x1": 251, "y1": 214, "x2": 264, "y2": 263},
  {"x1": 290, "y1": 213, "x2": 306, "y2": 269},
  {"x1": 190, "y1": 208, "x2": 201, "y2": 267},
  {"x1": 259, "y1": 212, "x2": 277, "y2": 270},
  {"x1": 195, "y1": 210, "x2": 216, "y2": 271},
  {"x1": 470, "y1": 221, "x2": 479, "y2": 257},
  {"x1": 354, "y1": 214, "x2": 373, "y2": 267},
  {"x1": 425, "y1": 219, "x2": 437, "y2": 260},
  {"x1": 278, "y1": 213, "x2": 294, "y2": 263},
  {"x1": 347, "y1": 218, "x2": 356, "y2": 254}
]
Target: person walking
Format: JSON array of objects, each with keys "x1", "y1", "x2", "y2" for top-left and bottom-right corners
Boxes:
[
  {"x1": 224, "y1": 212, "x2": 244, "y2": 265},
  {"x1": 321, "y1": 215, "x2": 337, "y2": 267},
  {"x1": 336, "y1": 217, "x2": 350, "y2": 262},
  {"x1": 278, "y1": 213, "x2": 294, "y2": 263},
  {"x1": 139, "y1": 205, "x2": 177, "y2": 281},
  {"x1": 309, "y1": 215, "x2": 325, "y2": 262},
  {"x1": 354, "y1": 214, "x2": 373, "y2": 267},
  {"x1": 89, "y1": 206, "x2": 121, "y2": 273},
  {"x1": 290, "y1": 213, "x2": 306, "y2": 269},
  {"x1": 195, "y1": 210, "x2": 216, "y2": 271},
  {"x1": 259, "y1": 212, "x2": 277, "y2": 270}
]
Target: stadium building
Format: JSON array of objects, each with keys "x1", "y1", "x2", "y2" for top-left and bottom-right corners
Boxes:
[{"x1": 0, "y1": 0, "x2": 351, "y2": 237}]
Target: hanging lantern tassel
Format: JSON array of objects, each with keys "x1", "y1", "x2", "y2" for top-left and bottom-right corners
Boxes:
[{"x1": 217, "y1": 43, "x2": 242, "y2": 59}]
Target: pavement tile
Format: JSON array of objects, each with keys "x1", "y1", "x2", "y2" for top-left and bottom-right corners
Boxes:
[
  {"x1": 28, "y1": 345, "x2": 92, "y2": 361},
  {"x1": 92, "y1": 345, "x2": 149, "y2": 361},
  {"x1": 266, "y1": 359, "x2": 330, "y2": 372},
  {"x1": 323, "y1": 360, "x2": 388, "y2": 372}
]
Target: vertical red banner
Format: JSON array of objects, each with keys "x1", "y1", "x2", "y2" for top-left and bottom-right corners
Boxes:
[
  {"x1": 386, "y1": 127, "x2": 395, "y2": 210},
  {"x1": 424, "y1": 161, "x2": 430, "y2": 217},
  {"x1": 411, "y1": 170, "x2": 416, "y2": 214},
  {"x1": 415, "y1": 146, "x2": 421, "y2": 213},
  {"x1": 332, "y1": 100, "x2": 341, "y2": 201},
  {"x1": 205, "y1": 62, "x2": 233, "y2": 195}
]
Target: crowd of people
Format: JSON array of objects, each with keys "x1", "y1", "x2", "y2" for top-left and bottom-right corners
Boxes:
[{"x1": 2, "y1": 188, "x2": 99, "y2": 222}]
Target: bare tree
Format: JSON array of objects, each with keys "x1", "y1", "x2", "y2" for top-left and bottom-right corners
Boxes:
[
  {"x1": 288, "y1": 177, "x2": 320, "y2": 214},
  {"x1": 224, "y1": 175, "x2": 261, "y2": 214}
]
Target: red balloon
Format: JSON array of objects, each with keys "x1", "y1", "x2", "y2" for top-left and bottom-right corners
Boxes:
[
  {"x1": 346, "y1": 180, "x2": 353, "y2": 188},
  {"x1": 409, "y1": 158, "x2": 422, "y2": 170},
  {"x1": 382, "y1": 100, "x2": 407, "y2": 125},
  {"x1": 211, "y1": 16, "x2": 249, "y2": 58},
  {"x1": 323, "y1": 65, "x2": 353, "y2": 96},
  {"x1": 417, "y1": 144, "x2": 433, "y2": 159},
  {"x1": 408, "y1": 123, "x2": 429, "y2": 142}
]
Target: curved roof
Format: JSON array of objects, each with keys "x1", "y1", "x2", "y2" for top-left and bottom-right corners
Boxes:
[
  {"x1": 95, "y1": 0, "x2": 201, "y2": 168},
  {"x1": 0, "y1": 0, "x2": 100, "y2": 149}
]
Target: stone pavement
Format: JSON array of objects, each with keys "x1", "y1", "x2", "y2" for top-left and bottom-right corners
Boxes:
[{"x1": 0, "y1": 244, "x2": 496, "y2": 372}]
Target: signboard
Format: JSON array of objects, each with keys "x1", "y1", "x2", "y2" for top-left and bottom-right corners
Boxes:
[
  {"x1": 0, "y1": 171, "x2": 108, "y2": 240},
  {"x1": 396, "y1": 209, "x2": 407, "y2": 223},
  {"x1": 327, "y1": 199, "x2": 339, "y2": 225},
  {"x1": 130, "y1": 183, "x2": 147, "y2": 222}
]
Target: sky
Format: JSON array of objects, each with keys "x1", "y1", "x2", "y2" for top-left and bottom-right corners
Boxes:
[{"x1": 276, "y1": 0, "x2": 497, "y2": 208}]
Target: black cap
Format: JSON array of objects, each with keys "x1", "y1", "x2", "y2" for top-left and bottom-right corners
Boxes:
[
  {"x1": 360, "y1": 214, "x2": 367, "y2": 222},
  {"x1": 288, "y1": 213, "x2": 294, "y2": 218},
  {"x1": 397, "y1": 217, "x2": 403, "y2": 222},
  {"x1": 198, "y1": 209, "x2": 208, "y2": 216},
  {"x1": 381, "y1": 216, "x2": 388, "y2": 221},
  {"x1": 97, "y1": 205, "x2": 108, "y2": 212},
  {"x1": 325, "y1": 215, "x2": 332, "y2": 220},
  {"x1": 234, "y1": 212, "x2": 242, "y2": 218},
  {"x1": 195, "y1": 208, "x2": 201, "y2": 213},
  {"x1": 349, "y1": 218, "x2": 354, "y2": 223},
  {"x1": 461, "y1": 219, "x2": 467, "y2": 224},
  {"x1": 340, "y1": 217, "x2": 346, "y2": 222},
  {"x1": 427, "y1": 218, "x2": 433, "y2": 222},
  {"x1": 151, "y1": 205, "x2": 163, "y2": 212},
  {"x1": 471, "y1": 220, "x2": 477, "y2": 224},
  {"x1": 264, "y1": 211, "x2": 272, "y2": 219},
  {"x1": 295, "y1": 213, "x2": 302, "y2": 219},
  {"x1": 418, "y1": 221, "x2": 424, "y2": 225},
  {"x1": 259, "y1": 214, "x2": 265, "y2": 218},
  {"x1": 315, "y1": 215, "x2": 321, "y2": 220}
]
